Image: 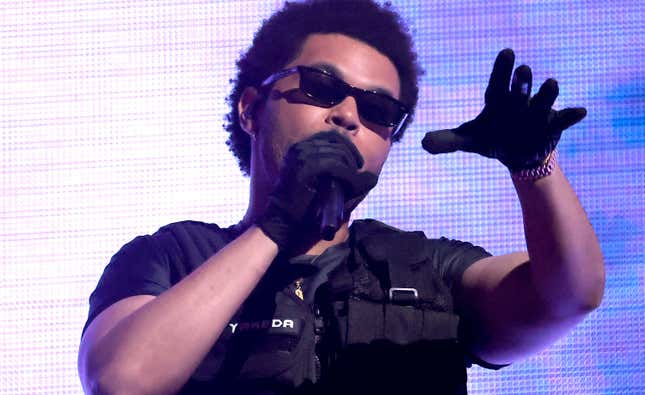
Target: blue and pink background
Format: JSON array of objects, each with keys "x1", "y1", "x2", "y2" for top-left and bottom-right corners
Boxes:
[{"x1": 2, "y1": 1, "x2": 643, "y2": 393}]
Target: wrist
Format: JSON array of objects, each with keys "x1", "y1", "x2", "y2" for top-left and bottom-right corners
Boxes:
[
  {"x1": 510, "y1": 149, "x2": 557, "y2": 182},
  {"x1": 256, "y1": 207, "x2": 293, "y2": 252}
]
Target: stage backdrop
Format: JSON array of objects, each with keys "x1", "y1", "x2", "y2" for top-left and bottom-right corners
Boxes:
[{"x1": 2, "y1": 1, "x2": 644, "y2": 393}]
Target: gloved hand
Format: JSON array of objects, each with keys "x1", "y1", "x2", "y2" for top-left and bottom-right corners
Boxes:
[
  {"x1": 257, "y1": 131, "x2": 378, "y2": 251},
  {"x1": 422, "y1": 48, "x2": 587, "y2": 171}
]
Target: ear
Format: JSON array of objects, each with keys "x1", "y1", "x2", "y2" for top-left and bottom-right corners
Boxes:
[{"x1": 237, "y1": 86, "x2": 262, "y2": 138}]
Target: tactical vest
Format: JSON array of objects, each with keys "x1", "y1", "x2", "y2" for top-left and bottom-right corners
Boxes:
[{"x1": 183, "y1": 219, "x2": 468, "y2": 394}]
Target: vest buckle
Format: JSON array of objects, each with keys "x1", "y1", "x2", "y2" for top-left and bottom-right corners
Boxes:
[{"x1": 388, "y1": 287, "x2": 418, "y2": 304}]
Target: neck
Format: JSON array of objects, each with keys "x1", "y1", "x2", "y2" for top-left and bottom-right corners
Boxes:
[{"x1": 305, "y1": 221, "x2": 350, "y2": 255}]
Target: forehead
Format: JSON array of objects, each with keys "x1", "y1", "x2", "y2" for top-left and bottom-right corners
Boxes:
[{"x1": 284, "y1": 33, "x2": 401, "y2": 99}]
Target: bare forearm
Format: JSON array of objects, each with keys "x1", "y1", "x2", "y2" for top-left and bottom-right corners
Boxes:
[
  {"x1": 514, "y1": 162, "x2": 605, "y2": 315},
  {"x1": 82, "y1": 226, "x2": 278, "y2": 395}
]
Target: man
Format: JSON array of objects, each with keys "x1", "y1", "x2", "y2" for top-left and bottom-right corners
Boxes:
[{"x1": 78, "y1": 1, "x2": 605, "y2": 394}]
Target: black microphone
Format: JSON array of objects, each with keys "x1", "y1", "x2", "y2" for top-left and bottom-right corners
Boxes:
[
  {"x1": 421, "y1": 129, "x2": 467, "y2": 154},
  {"x1": 317, "y1": 176, "x2": 344, "y2": 241}
]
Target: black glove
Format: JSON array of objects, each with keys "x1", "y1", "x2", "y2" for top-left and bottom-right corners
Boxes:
[
  {"x1": 422, "y1": 48, "x2": 587, "y2": 171},
  {"x1": 258, "y1": 131, "x2": 378, "y2": 251}
]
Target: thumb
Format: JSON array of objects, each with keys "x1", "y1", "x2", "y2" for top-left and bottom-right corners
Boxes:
[
  {"x1": 550, "y1": 107, "x2": 587, "y2": 133},
  {"x1": 422, "y1": 129, "x2": 469, "y2": 154}
]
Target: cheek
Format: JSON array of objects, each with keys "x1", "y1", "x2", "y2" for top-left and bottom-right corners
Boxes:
[
  {"x1": 271, "y1": 104, "x2": 329, "y2": 146},
  {"x1": 259, "y1": 103, "x2": 324, "y2": 170},
  {"x1": 269, "y1": 101, "x2": 320, "y2": 133},
  {"x1": 358, "y1": 135, "x2": 392, "y2": 175},
  {"x1": 255, "y1": 107, "x2": 285, "y2": 174}
]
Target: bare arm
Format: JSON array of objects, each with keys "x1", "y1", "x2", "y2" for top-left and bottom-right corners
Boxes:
[
  {"x1": 459, "y1": 162, "x2": 605, "y2": 365},
  {"x1": 78, "y1": 225, "x2": 279, "y2": 395},
  {"x1": 422, "y1": 49, "x2": 604, "y2": 365}
]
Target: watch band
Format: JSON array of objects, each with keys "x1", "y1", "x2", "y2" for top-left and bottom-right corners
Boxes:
[{"x1": 511, "y1": 149, "x2": 557, "y2": 182}]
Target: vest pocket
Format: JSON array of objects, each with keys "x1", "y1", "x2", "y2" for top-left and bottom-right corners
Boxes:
[{"x1": 346, "y1": 298, "x2": 460, "y2": 345}]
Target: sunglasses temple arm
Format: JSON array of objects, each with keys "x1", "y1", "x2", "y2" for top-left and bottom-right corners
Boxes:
[{"x1": 392, "y1": 112, "x2": 409, "y2": 138}]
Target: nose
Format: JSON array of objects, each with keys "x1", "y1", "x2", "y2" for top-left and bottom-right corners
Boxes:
[{"x1": 325, "y1": 96, "x2": 360, "y2": 134}]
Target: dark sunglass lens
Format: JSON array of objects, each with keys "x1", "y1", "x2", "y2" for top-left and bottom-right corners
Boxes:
[
  {"x1": 357, "y1": 93, "x2": 402, "y2": 126},
  {"x1": 300, "y1": 69, "x2": 346, "y2": 105}
]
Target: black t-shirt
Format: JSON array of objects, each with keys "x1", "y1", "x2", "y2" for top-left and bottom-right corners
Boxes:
[{"x1": 83, "y1": 219, "x2": 497, "y2": 393}]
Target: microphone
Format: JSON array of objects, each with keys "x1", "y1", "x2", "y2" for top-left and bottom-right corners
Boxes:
[
  {"x1": 317, "y1": 176, "x2": 345, "y2": 241},
  {"x1": 421, "y1": 129, "x2": 467, "y2": 154}
]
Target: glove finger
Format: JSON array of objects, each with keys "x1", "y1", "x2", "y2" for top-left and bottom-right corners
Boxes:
[
  {"x1": 530, "y1": 78, "x2": 559, "y2": 117},
  {"x1": 310, "y1": 141, "x2": 364, "y2": 171},
  {"x1": 485, "y1": 48, "x2": 515, "y2": 105},
  {"x1": 352, "y1": 170, "x2": 378, "y2": 196},
  {"x1": 422, "y1": 129, "x2": 470, "y2": 154},
  {"x1": 550, "y1": 107, "x2": 587, "y2": 133},
  {"x1": 297, "y1": 153, "x2": 351, "y2": 184},
  {"x1": 297, "y1": 145, "x2": 354, "y2": 168},
  {"x1": 292, "y1": 131, "x2": 343, "y2": 157},
  {"x1": 292, "y1": 131, "x2": 365, "y2": 169},
  {"x1": 342, "y1": 172, "x2": 379, "y2": 214},
  {"x1": 331, "y1": 132, "x2": 364, "y2": 169},
  {"x1": 299, "y1": 147, "x2": 370, "y2": 190},
  {"x1": 511, "y1": 65, "x2": 532, "y2": 105},
  {"x1": 336, "y1": 170, "x2": 378, "y2": 200},
  {"x1": 309, "y1": 130, "x2": 365, "y2": 169}
]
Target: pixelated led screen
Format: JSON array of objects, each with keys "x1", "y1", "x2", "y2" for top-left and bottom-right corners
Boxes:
[{"x1": 2, "y1": 1, "x2": 644, "y2": 393}]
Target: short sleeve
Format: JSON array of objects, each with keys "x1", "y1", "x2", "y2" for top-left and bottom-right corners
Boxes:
[
  {"x1": 81, "y1": 221, "x2": 236, "y2": 336},
  {"x1": 82, "y1": 234, "x2": 171, "y2": 335},
  {"x1": 429, "y1": 237, "x2": 492, "y2": 293},
  {"x1": 428, "y1": 238, "x2": 511, "y2": 370}
]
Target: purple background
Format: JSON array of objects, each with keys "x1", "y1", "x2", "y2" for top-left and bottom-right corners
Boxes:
[{"x1": 1, "y1": 1, "x2": 643, "y2": 393}]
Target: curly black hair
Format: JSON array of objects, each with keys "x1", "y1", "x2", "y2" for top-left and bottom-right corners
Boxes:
[{"x1": 224, "y1": 0, "x2": 423, "y2": 176}]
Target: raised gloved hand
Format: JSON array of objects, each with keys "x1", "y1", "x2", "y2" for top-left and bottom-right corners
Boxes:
[
  {"x1": 257, "y1": 131, "x2": 378, "y2": 251},
  {"x1": 422, "y1": 48, "x2": 587, "y2": 172}
]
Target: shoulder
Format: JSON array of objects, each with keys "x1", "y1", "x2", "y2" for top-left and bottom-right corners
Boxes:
[
  {"x1": 100, "y1": 219, "x2": 238, "y2": 290},
  {"x1": 111, "y1": 220, "x2": 232, "y2": 261},
  {"x1": 155, "y1": 219, "x2": 231, "y2": 239},
  {"x1": 146, "y1": 220, "x2": 240, "y2": 270},
  {"x1": 351, "y1": 218, "x2": 490, "y2": 282},
  {"x1": 154, "y1": 220, "x2": 233, "y2": 246},
  {"x1": 82, "y1": 220, "x2": 238, "y2": 334},
  {"x1": 350, "y1": 218, "x2": 423, "y2": 240},
  {"x1": 350, "y1": 219, "x2": 489, "y2": 253}
]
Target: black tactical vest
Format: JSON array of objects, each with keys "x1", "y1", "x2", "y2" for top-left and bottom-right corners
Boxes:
[{"x1": 182, "y1": 219, "x2": 468, "y2": 395}]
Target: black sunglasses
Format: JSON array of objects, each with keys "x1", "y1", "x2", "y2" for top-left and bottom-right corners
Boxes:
[{"x1": 260, "y1": 65, "x2": 409, "y2": 139}]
